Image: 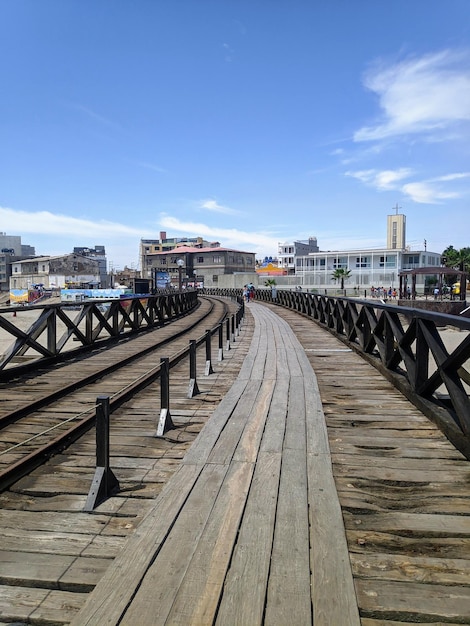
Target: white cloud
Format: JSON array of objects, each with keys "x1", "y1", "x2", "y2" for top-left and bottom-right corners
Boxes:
[
  {"x1": 430, "y1": 172, "x2": 470, "y2": 182},
  {"x1": 0, "y1": 206, "x2": 145, "y2": 238},
  {"x1": 199, "y1": 199, "x2": 241, "y2": 215},
  {"x1": 355, "y1": 49, "x2": 470, "y2": 141},
  {"x1": 159, "y1": 215, "x2": 279, "y2": 255},
  {"x1": 345, "y1": 168, "x2": 412, "y2": 190},
  {"x1": 401, "y1": 182, "x2": 460, "y2": 204}
]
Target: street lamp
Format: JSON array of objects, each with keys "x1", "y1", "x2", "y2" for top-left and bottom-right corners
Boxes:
[{"x1": 176, "y1": 258, "x2": 184, "y2": 292}]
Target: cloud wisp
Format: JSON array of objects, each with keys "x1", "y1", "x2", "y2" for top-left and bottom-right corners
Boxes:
[
  {"x1": 345, "y1": 168, "x2": 470, "y2": 204},
  {"x1": 345, "y1": 168, "x2": 413, "y2": 190},
  {"x1": 199, "y1": 199, "x2": 241, "y2": 216},
  {"x1": 159, "y1": 215, "x2": 279, "y2": 254},
  {"x1": 355, "y1": 49, "x2": 470, "y2": 142},
  {"x1": 0, "y1": 206, "x2": 145, "y2": 238}
]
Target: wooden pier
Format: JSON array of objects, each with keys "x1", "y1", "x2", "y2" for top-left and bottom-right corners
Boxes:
[{"x1": 69, "y1": 302, "x2": 470, "y2": 626}]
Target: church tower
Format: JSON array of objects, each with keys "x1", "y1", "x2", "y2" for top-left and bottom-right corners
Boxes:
[{"x1": 387, "y1": 206, "x2": 406, "y2": 250}]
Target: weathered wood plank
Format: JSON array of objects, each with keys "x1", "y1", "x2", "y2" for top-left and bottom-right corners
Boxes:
[
  {"x1": 164, "y1": 460, "x2": 255, "y2": 625},
  {"x1": 355, "y1": 578, "x2": 470, "y2": 621},
  {"x1": 215, "y1": 451, "x2": 282, "y2": 626},
  {"x1": 265, "y1": 446, "x2": 312, "y2": 625},
  {"x1": 121, "y1": 463, "x2": 229, "y2": 624},
  {"x1": 69, "y1": 463, "x2": 203, "y2": 626}
]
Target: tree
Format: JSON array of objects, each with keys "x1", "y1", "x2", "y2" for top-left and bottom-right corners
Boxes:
[
  {"x1": 264, "y1": 278, "x2": 277, "y2": 287},
  {"x1": 441, "y1": 246, "x2": 470, "y2": 272},
  {"x1": 331, "y1": 268, "x2": 352, "y2": 290}
]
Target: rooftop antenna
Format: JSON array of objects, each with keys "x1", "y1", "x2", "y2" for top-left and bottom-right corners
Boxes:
[{"x1": 393, "y1": 203, "x2": 401, "y2": 215}]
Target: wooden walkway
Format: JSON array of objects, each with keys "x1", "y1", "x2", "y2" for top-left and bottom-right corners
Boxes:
[{"x1": 70, "y1": 302, "x2": 470, "y2": 626}]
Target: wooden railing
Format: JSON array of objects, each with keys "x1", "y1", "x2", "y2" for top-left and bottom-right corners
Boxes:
[
  {"x1": 203, "y1": 288, "x2": 470, "y2": 458},
  {"x1": 0, "y1": 291, "x2": 198, "y2": 378}
]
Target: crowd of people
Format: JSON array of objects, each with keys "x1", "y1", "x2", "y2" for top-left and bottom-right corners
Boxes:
[
  {"x1": 243, "y1": 283, "x2": 256, "y2": 302},
  {"x1": 370, "y1": 286, "x2": 398, "y2": 299}
]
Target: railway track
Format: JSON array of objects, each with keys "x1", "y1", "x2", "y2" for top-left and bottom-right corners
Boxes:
[{"x1": 0, "y1": 295, "x2": 236, "y2": 492}]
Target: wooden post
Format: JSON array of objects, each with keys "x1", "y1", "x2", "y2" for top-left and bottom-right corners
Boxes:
[
  {"x1": 205, "y1": 330, "x2": 214, "y2": 375},
  {"x1": 218, "y1": 322, "x2": 224, "y2": 361},
  {"x1": 226, "y1": 318, "x2": 231, "y2": 351},
  {"x1": 188, "y1": 340, "x2": 200, "y2": 397},
  {"x1": 84, "y1": 395, "x2": 120, "y2": 512},
  {"x1": 156, "y1": 357, "x2": 174, "y2": 436}
]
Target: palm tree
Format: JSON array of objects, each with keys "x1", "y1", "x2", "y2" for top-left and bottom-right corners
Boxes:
[
  {"x1": 331, "y1": 268, "x2": 352, "y2": 290},
  {"x1": 441, "y1": 246, "x2": 470, "y2": 273},
  {"x1": 264, "y1": 278, "x2": 277, "y2": 287}
]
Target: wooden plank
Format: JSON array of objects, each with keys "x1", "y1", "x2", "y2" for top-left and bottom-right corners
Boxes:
[
  {"x1": 265, "y1": 446, "x2": 312, "y2": 624},
  {"x1": 232, "y1": 378, "x2": 275, "y2": 463},
  {"x1": 351, "y1": 552, "x2": 470, "y2": 585},
  {"x1": 0, "y1": 584, "x2": 57, "y2": 623},
  {"x1": 164, "y1": 460, "x2": 255, "y2": 625},
  {"x1": 344, "y1": 510, "x2": 470, "y2": 535},
  {"x1": 69, "y1": 463, "x2": 203, "y2": 626},
  {"x1": 207, "y1": 379, "x2": 263, "y2": 465},
  {"x1": 30, "y1": 588, "x2": 89, "y2": 624},
  {"x1": 121, "y1": 463, "x2": 229, "y2": 625},
  {"x1": 355, "y1": 578, "x2": 470, "y2": 621},
  {"x1": 215, "y1": 451, "x2": 282, "y2": 626},
  {"x1": 182, "y1": 378, "x2": 250, "y2": 465},
  {"x1": 308, "y1": 452, "x2": 361, "y2": 625}
]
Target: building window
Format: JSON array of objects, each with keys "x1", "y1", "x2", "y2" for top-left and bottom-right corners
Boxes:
[
  {"x1": 379, "y1": 255, "x2": 397, "y2": 268},
  {"x1": 246, "y1": 257, "x2": 253, "y2": 265},
  {"x1": 333, "y1": 257, "x2": 348, "y2": 269},
  {"x1": 213, "y1": 255, "x2": 222, "y2": 263},
  {"x1": 160, "y1": 258, "x2": 167, "y2": 265},
  {"x1": 213, "y1": 274, "x2": 218, "y2": 282},
  {"x1": 355, "y1": 256, "x2": 370, "y2": 268},
  {"x1": 197, "y1": 257, "x2": 204, "y2": 263},
  {"x1": 228, "y1": 256, "x2": 235, "y2": 263}
]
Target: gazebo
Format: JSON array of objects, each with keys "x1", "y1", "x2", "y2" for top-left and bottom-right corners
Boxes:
[{"x1": 399, "y1": 266, "x2": 467, "y2": 300}]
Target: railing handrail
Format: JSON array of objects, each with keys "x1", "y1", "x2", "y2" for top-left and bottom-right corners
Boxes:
[{"x1": 202, "y1": 287, "x2": 470, "y2": 458}]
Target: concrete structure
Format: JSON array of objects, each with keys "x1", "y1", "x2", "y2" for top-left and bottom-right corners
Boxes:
[
  {"x1": 0, "y1": 233, "x2": 36, "y2": 291},
  {"x1": 278, "y1": 237, "x2": 319, "y2": 274},
  {"x1": 10, "y1": 254, "x2": 100, "y2": 290},
  {"x1": 73, "y1": 245, "x2": 108, "y2": 287},
  {"x1": 387, "y1": 212, "x2": 406, "y2": 250},
  {"x1": 295, "y1": 247, "x2": 441, "y2": 290},
  {"x1": 148, "y1": 245, "x2": 256, "y2": 288},
  {"x1": 140, "y1": 232, "x2": 220, "y2": 282},
  {"x1": 294, "y1": 212, "x2": 441, "y2": 292}
]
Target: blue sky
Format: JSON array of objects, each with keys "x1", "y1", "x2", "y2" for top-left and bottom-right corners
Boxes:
[{"x1": 1, "y1": 0, "x2": 469, "y2": 270}]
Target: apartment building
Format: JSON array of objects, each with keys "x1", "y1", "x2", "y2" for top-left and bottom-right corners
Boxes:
[
  {"x1": 10, "y1": 254, "x2": 100, "y2": 290},
  {"x1": 149, "y1": 245, "x2": 256, "y2": 288},
  {"x1": 278, "y1": 237, "x2": 319, "y2": 274},
  {"x1": 294, "y1": 212, "x2": 441, "y2": 291},
  {"x1": 140, "y1": 232, "x2": 220, "y2": 281}
]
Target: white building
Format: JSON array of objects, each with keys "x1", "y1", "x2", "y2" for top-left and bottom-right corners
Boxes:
[
  {"x1": 295, "y1": 247, "x2": 441, "y2": 289},
  {"x1": 278, "y1": 237, "x2": 319, "y2": 274},
  {"x1": 294, "y1": 212, "x2": 441, "y2": 291}
]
